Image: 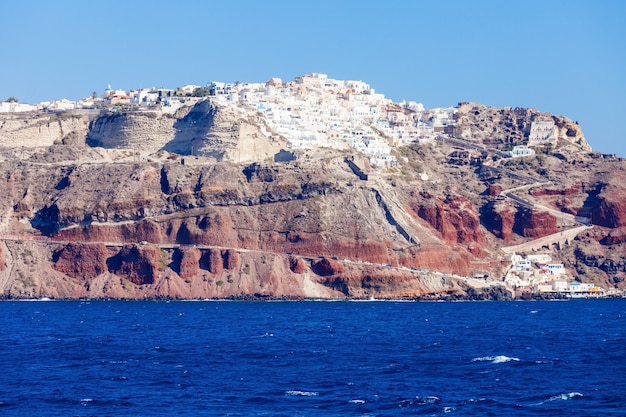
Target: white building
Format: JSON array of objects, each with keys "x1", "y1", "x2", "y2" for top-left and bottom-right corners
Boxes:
[
  {"x1": 508, "y1": 145, "x2": 536, "y2": 158},
  {"x1": 547, "y1": 263, "x2": 565, "y2": 275},
  {"x1": 552, "y1": 280, "x2": 569, "y2": 292},
  {"x1": 0, "y1": 101, "x2": 38, "y2": 112},
  {"x1": 47, "y1": 99, "x2": 76, "y2": 111},
  {"x1": 527, "y1": 254, "x2": 552, "y2": 263},
  {"x1": 528, "y1": 120, "x2": 558, "y2": 146},
  {"x1": 130, "y1": 89, "x2": 160, "y2": 106}
]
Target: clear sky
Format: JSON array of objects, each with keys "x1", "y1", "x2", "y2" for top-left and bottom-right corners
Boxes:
[{"x1": 1, "y1": 1, "x2": 624, "y2": 155}]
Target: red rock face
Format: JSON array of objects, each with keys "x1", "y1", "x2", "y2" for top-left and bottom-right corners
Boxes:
[
  {"x1": 107, "y1": 245, "x2": 159, "y2": 285},
  {"x1": 201, "y1": 249, "x2": 224, "y2": 274},
  {"x1": 311, "y1": 258, "x2": 344, "y2": 276},
  {"x1": 517, "y1": 210, "x2": 558, "y2": 238},
  {"x1": 486, "y1": 184, "x2": 503, "y2": 196},
  {"x1": 223, "y1": 249, "x2": 239, "y2": 270},
  {"x1": 52, "y1": 243, "x2": 110, "y2": 279},
  {"x1": 591, "y1": 185, "x2": 626, "y2": 228},
  {"x1": 289, "y1": 256, "x2": 306, "y2": 274},
  {"x1": 414, "y1": 193, "x2": 484, "y2": 244},
  {"x1": 531, "y1": 183, "x2": 582, "y2": 197},
  {"x1": 177, "y1": 247, "x2": 200, "y2": 279},
  {"x1": 0, "y1": 247, "x2": 6, "y2": 271},
  {"x1": 482, "y1": 201, "x2": 516, "y2": 242},
  {"x1": 601, "y1": 228, "x2": 626, "y2": 245},
  {"x1": 56, "y1": 220, "x2": 163, "y2": 244}
]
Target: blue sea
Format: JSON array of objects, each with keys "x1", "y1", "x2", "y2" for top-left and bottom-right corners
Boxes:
[{"x1": 0, "y1": 299, "x2": 624, "y2": 416}]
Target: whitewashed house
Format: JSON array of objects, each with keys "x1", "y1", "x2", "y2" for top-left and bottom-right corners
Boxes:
[
  {"x1": 528, "y1": 120, "x2": 558, "y2": 146},
  {"x1": 507, "y1": 145, "x2": 536, "y2": 158}
]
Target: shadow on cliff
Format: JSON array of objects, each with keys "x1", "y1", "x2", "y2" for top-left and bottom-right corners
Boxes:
[
  {"x1": 161, "y1": 100, "x2": 224, "y2": 159},
  {"x1": 31, "y1": 204, "x2": 61, "y2": 236}
]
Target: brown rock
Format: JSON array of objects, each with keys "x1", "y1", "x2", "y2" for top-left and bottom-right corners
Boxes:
[
  {"x1": 0, "y1": 247, "x2": 6, "y2": 271},
  {"x1": 107, "y1": 245, "x2": 159, "y2": 285},
  {"x1": 52, "y1": 243, "x2": 110, "y2": 279},
  {"x1": 482, "y1": 201, "x2": 516, "y2": 242},
  {"x1": 223, "y1": 249, "x2": 239, "y2": 270},
  {"x1": 289, "y1": 255, "x2": 306, "y2": 274},
  {"x1": 177, "y1": 247, "x2": 200, "y2": 279},
  {"x1": 600, "y1": 229, "x2": 626, "y2": 245},
  {"x1": 312, "y1": 258, "x2": 344, "y2": 276},
  {"x1": 415, "y1": 193, "x2": 484, "y2": 244},
  {"x1": 531, "y1": 182, "x2": 582, "y2": 197},
  {"x1": 201, "y1": 249, "x2": 223, "y2": 274},
  {"x1": 517, "y1": 209, "x2": 557, "y2": 238},
  {"x1": 591, "y1": 189, "x2": 626, "y2": 228},
  {"x1": 486, "y1": 184, "x2": 503, "y2": 196}
]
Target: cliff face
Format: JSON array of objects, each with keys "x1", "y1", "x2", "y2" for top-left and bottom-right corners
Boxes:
[
  {"x1": 454, "y1": 102, "x2": 591, "y2": 151},
  {"x1": 0, "y1": 112, "x2": 90, "y2": 147},
  {"x1": 85, "y1": 100, "x2": 286, "y2": 162},
  {"x1": 87, "y1": 111, "x2": 176, "y2": 153},
  {"x1": 0, "y1": 102, "x2": 624, "y2": 299}
]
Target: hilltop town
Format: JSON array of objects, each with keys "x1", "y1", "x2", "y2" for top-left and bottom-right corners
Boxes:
[{"x1": 0, "y1": 73, "x2": 623, "y2": 300}]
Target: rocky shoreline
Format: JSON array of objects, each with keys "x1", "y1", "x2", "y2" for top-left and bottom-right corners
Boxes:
[{"x1": 0, "y1": 99, "x2": 624, "y2": 300}]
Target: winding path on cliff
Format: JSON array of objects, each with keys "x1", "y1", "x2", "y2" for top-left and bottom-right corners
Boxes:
[
  {"x1": 500, "y1": 225, "x2": 592, "y2": 254},
  {"x1": 439, "y1": 134, "x2": 593, "y2": 256}
]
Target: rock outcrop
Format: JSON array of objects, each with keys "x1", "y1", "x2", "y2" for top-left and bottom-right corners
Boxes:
[
  {"x1": 0, "y1": 101, "x2": 624, "y2": 299},
  {"x1": 412, "y1": 192, "x2": 484, "y2": 244},
  {"x1": 454, "y1": 102, "x2": 591, "y2": 151},
  {"x1": 53, "y1": 243, "x2": 110, "y2": 279},
  {"x1": 106, "y1": 245, "x2": 160, "y2": 285},
  {"x1": 0, "y1": 112, "x2": 90, "y2": 148},
  {"x1": 481, "y1": 201, "x2": 516, "y2": 242},
  {"x1": 516, "y1": 209, "x2": 558, "y2": 238},
  {"x1": 85, "y1": 100, "x2": 286, "y2": 161}
]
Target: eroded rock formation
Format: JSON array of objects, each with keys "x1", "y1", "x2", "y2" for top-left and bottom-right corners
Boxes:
[{"x1": 0, "y1": 100, "x2": 624, "y2": 299}]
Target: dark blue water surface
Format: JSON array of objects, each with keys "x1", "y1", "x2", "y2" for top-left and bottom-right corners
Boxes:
[{"x1": 0, "y1": 299, "x2": 624, "y2": 416}]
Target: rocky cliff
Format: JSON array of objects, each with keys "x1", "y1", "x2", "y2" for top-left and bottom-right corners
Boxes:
[
  {"x1": 0, "y1": 112, "x2": 90, "y2": 148},
  {"x1": 0, "y1": 101, "x2": 624, "y2": 299},
  {"x1": 86, "y1": 100, "x2": 286, "y2": 162}
]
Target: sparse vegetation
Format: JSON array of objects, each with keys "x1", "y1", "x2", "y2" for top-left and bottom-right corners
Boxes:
[{"x1": 158, "y1": 250, "x2": 169, "y2": 271}]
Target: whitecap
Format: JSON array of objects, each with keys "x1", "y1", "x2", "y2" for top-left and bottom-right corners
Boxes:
[
  {"x1": 442, "y1": 406, "x2": 456, "y2": 413},
  {"x1": 285, "y1": 390, "x2": 319, "y2": 397},
  {"x1": 467, "y1": 398, "x2": 486, "y2": 403},
  {"x1": 472, "y1": 355, "x2": 520, "y2": 364},
  {"x1": 548, "y1": 392, "x2": 583, "y2": 402},
  {"x1": 349, "y1": 399, "x2": 365, "y2": 404},
  {"x1": 534, "y1": 392, "x2": 583, "y2": 405},
  {"x1": 422, "y1": 396, "x2": 440, "y2": 404}
]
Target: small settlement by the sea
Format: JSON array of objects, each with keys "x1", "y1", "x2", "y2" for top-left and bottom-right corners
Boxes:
[{"x1": 504, "y1": 253, "x2": 608, "y2": 298}]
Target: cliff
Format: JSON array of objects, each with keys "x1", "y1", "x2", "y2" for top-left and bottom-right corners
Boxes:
[
  {"x1": 0, "y1": 112, "x2": 90, "y2": 148},
  {"x1": 0, "y1": 100, "x2": 624, "y2": 299},
  {"x1": 86, "y1": 100, "x2": 286, "y2": 162}
]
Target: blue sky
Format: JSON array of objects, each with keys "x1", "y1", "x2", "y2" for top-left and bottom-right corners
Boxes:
[{"x1": 1, "y1": 1, "x2": 624, "y2": 155}]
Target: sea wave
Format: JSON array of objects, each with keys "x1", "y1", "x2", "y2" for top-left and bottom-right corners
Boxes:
[
  {"x1": 535, "y1": 392, "x2": 583, "y2": 405},
  {"x1": 472, "y1": 355, "x2": 520, "y2": 364},
  {"x1": 285, "y1": 390, "x2": 319, "y2": 397}
]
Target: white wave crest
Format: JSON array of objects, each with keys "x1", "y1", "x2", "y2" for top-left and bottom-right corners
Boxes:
[
  {"x1": 349, "y1": 399, "x2": 365, "y2": 404},
  {"x1": 422, "y1": 396, "x2": 440, "y2": 404},
  {"x1": 548, "y1": 392, "x2": 583, "y2": 402},
  {"x1": 534, "y1": 392, "x2": 583, "y2": 405},
  {"x1": 286, "y1": 390, "x2": 319, "y2": 397},
  {"x1": 472, "y1": 355, "x2": 520, "y2": 364}
]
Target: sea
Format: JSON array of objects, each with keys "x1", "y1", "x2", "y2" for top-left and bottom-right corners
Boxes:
[{"x1": 0, "y1": 299, "x2": 624, "y2": 416}]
